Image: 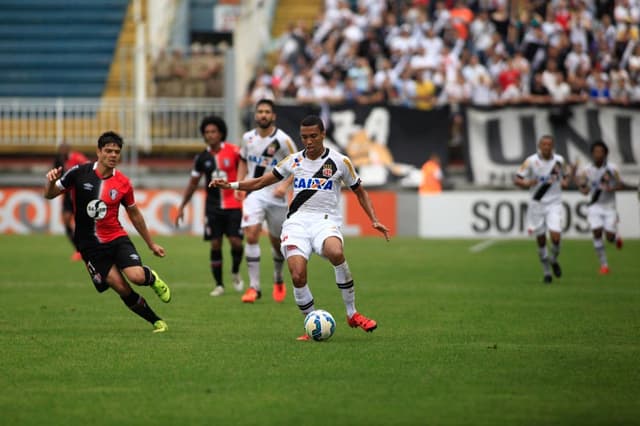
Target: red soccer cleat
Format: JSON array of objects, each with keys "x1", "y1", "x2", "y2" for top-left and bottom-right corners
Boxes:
[
  {"x1": 616, "y1": 237, "x2": 623, "y2": 250},
  {"x1": 296, "y1": 334, "x2": 310, "y2": 341},
  {"x1": 347, "y1": 312, "x2": 378, "y2": 332},
  {"x1": 70, "y1": 251, "x2": 82, "y2": 261},
  {"x1": 272, "y1": 282, "x2": 287, "y2": 303},
  {"x1": 599, "y1": 265, "x2": 610, "y2": 275},
  {"x1": 241, "y1": 287, "x2": 261, "y2": 303}
]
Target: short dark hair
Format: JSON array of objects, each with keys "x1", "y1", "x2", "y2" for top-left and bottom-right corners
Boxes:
[
  {"x1": 300, "y1": 115, "x2": 324, "y2": 131},
  {"x1": 255, "y1": 98, "x2": 275, "y2": 111},
  {"x1": 199, "y1": 115, "x2": 227, "y2": 140},
  {"x1": 98, "y1": 131, "x2": 124, "y2": 149},
  {"x1": 590, "y1": 139, "x2": 609, "y2": 155}
]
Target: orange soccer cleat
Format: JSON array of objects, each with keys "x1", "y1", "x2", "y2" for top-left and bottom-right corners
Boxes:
[
  {"x1": 272, "y1": 282, "x2": 287, "y2": 303},
  {"x1": 347, "y1": 312, "x2": 378, "y2": 332},
  {"x1": 599, "y1": 265, "x2": 610, "y2": 275},
  {"x1": 241, "y1": 287, "x2": 261, "y2": 303},
  {"x1": 71, "y1": 251, "x2": 82, "y2": 261},
  {"x1": 296, "y1": 334, "x2": 310, "y2": 341}
]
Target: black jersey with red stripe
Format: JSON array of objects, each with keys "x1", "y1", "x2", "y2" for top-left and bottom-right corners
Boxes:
[
  {"x1": 192, "y1": 143, "x2": 242, "y2": 213},
  {"x1": 57, "y1": 162, "x2": 134, "y2": 249}
]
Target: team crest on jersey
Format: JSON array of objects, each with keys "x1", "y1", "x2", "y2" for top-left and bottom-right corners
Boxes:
[
  {"x1": 292, "y1": 157, "x2": 301, "y2": 168},
  {"x1": 322, "y1": 164, "x2": 334, "y2": 177},
  {"x1": 223, "y1": 158, "x2": 230, "y2": 167},
  {"x1": 109, "y1": 189, "x2": 118, "y2": 200}
]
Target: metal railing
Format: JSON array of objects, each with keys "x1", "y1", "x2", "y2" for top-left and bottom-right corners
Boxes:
[{"x1": 0, "y1": 97, "x2": 226, "y2": 152}]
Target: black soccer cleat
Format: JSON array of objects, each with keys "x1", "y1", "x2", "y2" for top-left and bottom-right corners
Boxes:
[
  {"x1": 543, "y1": 274, "x2": 552, "y2": 284},
  {"x1": 551, "y1": 262, "x2": 562, "y2": 278}
]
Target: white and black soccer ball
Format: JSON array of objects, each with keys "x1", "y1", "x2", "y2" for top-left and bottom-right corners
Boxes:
[{"x1": 304, "y1": 309, "x2": 336, "y2": 341}]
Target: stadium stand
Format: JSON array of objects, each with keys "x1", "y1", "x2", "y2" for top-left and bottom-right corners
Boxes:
[{"x1": 0, "y1": 0, "x2": 129, "y2": 97}]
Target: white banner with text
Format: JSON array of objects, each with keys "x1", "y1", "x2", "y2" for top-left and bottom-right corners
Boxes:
[{"x1": 419, "y1": 191, "x2": 640, "y2": 238}]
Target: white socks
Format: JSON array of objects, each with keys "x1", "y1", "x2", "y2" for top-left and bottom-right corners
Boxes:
[
  {"x1": 334, "y1": 261, "x2": 356, "y2": 317},
  {"x1": 245, "y1": 243, "x2": 261, "y2": 291},
  {"x1": 293, "y1": 285, "x2": 314, "y2": 315}
]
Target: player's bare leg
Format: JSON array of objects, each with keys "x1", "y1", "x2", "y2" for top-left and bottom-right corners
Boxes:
[
  {"x1": 209, "y1": 238, "x2": 225, "y2": 296},
  {"x1": 62, "y1": 211, "x2": 81, "y2": 261},
  {"x1": 269, "y1": 233, "x2": 286, "y2": 302},
  {"x1": 537, "y1": 234, "x2": 552, "y2": 283},
  {"x1": 594, "y1": 228, "x2": 609, "y2": 274},
  {"x1": 283, "y1": 249, "x2": 314, "y2": 340},
  {"x1": 242, "y1": 223, "x2": 262, "y2": 302},
  {"x1": 323, "y1": 237, "x2": 377, "y2": 333},
  {"x1": 109, "y1": 266, "x2": 166, "y2": 332},
  {"x1": 228, "y1": 235, "x2": 245, "y2": 293},
  {"x1": 549, "y1": 231, "x2": 562, "y2": 279}
]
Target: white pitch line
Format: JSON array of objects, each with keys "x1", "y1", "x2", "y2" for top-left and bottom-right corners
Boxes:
[{"x1": 469, "y1": 239, "x2": 497, "y2": 253}]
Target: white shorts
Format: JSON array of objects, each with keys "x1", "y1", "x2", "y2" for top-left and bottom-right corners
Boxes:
[
  {"x1": 241, "y1": 194, "x2": 288, "y2": 237},
  {"x1": 527, "y1": 202, "x2": 564, "y2": 235},
  {"x1": 587, "y1": 204, "x2": 618, "y2": 233},
  {"x1": 280, "y1": 213, "x2": 343, "y2": 260}
]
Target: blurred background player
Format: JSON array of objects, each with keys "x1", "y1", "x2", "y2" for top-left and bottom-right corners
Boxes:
[
  {"x1": 419, "y1": 153, "x2": 443, "y2": 194},
  {"x1": 576, "y1": 140, "x2": 624, "y2": 274},
  {"x1": 210, "y1": 115, "x2": 390, "y2": 340},
  {"x1": 514, "y1": 135, "x2": 570, "y2": 284},
  {"x1": 175, "y1": 115, "x2": 244, "y2": 296},
  {"x1": 53, "y1": 141, "x2": 89, "y2": 261},
  {"x1": 237, "y1": 99, "x2": 297, "y2": 303},
  {"x1": 44, "y1": 131, "x2": 171, "y2": 333}
]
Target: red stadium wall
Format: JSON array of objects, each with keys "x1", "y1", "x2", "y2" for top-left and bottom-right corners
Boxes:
[{"x1": 0, "y1": 188, "x2": 397, "y2": 237}]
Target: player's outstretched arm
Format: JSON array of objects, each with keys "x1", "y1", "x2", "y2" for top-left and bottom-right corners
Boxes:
[
  {"x1": 352, "y1": 185, "x2": 390, "y2": 241},
  {"x1": 175, "y1": 175, "x2": 200, "y2": 227},
  {"x1": 209, "y1": 172, "x2": 280, "y2": 191},
  {"x1": 127, "y1": 205, "x2": 166, "y2": 257},
  {"x1": 44, "y1": 166, "x2": 64, "y2": 199}
]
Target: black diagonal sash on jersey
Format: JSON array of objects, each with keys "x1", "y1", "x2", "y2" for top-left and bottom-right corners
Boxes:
[
  {"x1": 252, "y1": 140, "x2": 281, "y2": 178},
  {"x1": 287, "y1": 158, "x2": 337, "y2": 218},
  {"x1": 589, "y1": 169, "x2": 614, "y2": 205},
  {"x1": 533, "y1": 161, "x2": 561, "y2": 201}
]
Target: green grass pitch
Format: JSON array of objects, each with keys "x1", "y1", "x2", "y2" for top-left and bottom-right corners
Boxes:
[{"x1": 1, "y1": 235, "x2": 639, "y2": 425}]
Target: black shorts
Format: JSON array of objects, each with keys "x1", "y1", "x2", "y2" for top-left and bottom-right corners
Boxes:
[
  {"x1": 204, "y1": 209, "x2": 243, "y2": 240},
  {"x1": 62, "y1": 192, "x2": 74, "y2": 213},
  {"x1": 80, "y1": 236, "x2": 143, "y2": 293}
]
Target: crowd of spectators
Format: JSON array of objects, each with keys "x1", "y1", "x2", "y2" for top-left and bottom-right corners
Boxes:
[
  {"x1": 153, "y1": 42, "x2": 227, "y2": 97},
  {"x1": 242, "y1": 0, "x2": 640, "y2": 111}
]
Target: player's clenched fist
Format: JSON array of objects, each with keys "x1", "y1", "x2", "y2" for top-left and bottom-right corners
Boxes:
[
  {"x1": 46, "y1": 166, "x2": 63, "y2": 182},
  {"x1": 209, "y1": 178, "x2": 230, "y2": 189}
]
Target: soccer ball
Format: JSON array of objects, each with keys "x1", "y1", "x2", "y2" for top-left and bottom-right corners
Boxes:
[{"x1": 304, "y1": 309, "x2": 336, "y2": 341}]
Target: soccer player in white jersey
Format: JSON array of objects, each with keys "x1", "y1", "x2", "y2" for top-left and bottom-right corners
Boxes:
[
  {"x1": 210, "y1": 115, "x2": 390, "y2": 340},
  {"x1": 575, "y1": 140, "x2": 623, "y2": 274},
  {"x1": 515, "y1": 135, "x2": 570, "y2": 284},
  {"x1": 237, "y1": 99, "x2": 297, "y2": 303}
]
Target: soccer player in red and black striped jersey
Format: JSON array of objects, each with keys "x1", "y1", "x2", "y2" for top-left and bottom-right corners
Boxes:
[
  {"x1": 44, "y1": 131, "x2": 172, "y2": 333},
  {"x1": 53, "y1": 141, "x2": 89, "y2": 261},
  {"x1": 175, "y1": 115, "x2": 245, "y2": 296}
]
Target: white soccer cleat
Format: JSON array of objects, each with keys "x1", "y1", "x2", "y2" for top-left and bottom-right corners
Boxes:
[
  {"x1": 232, "y1": 273, "x2": 244, "y2": 292},
  {"x1": 209, "y1": 286, "x2": 225, "y2": 297}
]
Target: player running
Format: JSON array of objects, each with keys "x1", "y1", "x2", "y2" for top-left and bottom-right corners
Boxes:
[
  {"x1": 575, "y1": 140, "x2": 624, "y2": 274},
  {"x1": 210, "y1": 115, "x2": 389, "y2": 340},
  {"x1": 238, "y1": 99, "x2": 297, "y2": 303},
  {"x1": 44, "y1": 131, "x2": 171, "y2": 333},
  {"x1": 515, "y1": 135, "x2": 570, "y2": 284}
]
